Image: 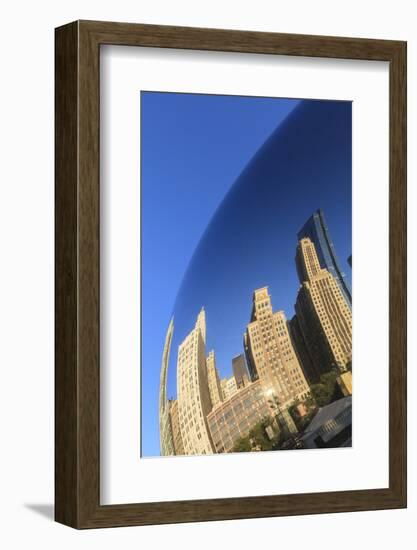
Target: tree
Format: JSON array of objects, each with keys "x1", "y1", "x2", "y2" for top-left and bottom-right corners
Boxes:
[
  {"x1": 232, "y1": 417, "x2": 278, "y2": 453},
  {"x1": 288, "y1": 397, "x2": 317, "y2": 432},
  {"x1": 233, "y1": 437, "x2": 251, "y2": 453},
  {"x1": 309, "y1": 369, "x2": 343, "y2": 407}
]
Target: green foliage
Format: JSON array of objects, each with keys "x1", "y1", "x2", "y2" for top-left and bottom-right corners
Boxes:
[
  {"x1": 232, "y1": 417, "x2": 279, "y2": 453},
  {"x1": 248, "y1": 420, "x2": 274, "y2": 451},
  {"x1": 288, "y1": 398, "x2": 317, "y2": 432},
  {"x1": 233, "y1": 438, "x2": 251, "y2": 453},
  {"x1": 309, "y1": 369, "x2": 343, "y2": 408}
]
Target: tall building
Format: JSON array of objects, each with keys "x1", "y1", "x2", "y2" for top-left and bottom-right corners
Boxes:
[
  {"x1": 288, "y1": 314, "x2": 320, "y2": 384},
  {"x1": 298, "y1": 209, "x2": 351, "y2": 307},
  {"x1": 169, "y1": 399, "x2": 184, "y2": 455},
  {"x1": 295, "y1": 238, "x2": 352, "y2": 373},
  {"x1": 207, "y1": 379, "x2": 271, "y2": 453},
  {"x1": 232, "y1": 354, "x2": 250, "y2": 388},
  {"x1": 244, "y1": 287, "x2": 310, "y2": 408},
  {"x1": 206, "y1": 350, "x2": 224, "y2": 409},
  {"x1": 221, "y1": 376, "x2": 238, "y2": 400},
  {"x1": 159, "y1": 319, "x2": 175, "y2": 456},
  {"x1": 244, "y1": 331, "x2": 258, "y2": 382},
  {"x1": 177, "y1": 309, "x2": 214, "y2": 455}
]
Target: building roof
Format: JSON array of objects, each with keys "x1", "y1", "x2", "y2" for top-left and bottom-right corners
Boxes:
[{"x1": 302, "y1": 396, "x2": 352, "y2": 436}]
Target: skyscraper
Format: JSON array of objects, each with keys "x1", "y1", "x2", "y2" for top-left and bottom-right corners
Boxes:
[
  {"x1": 232, "y1": 354, "x2": 250, "y2": 388},
  {"x1": 244, "y1": 331, "x2": 258, "y2": 382},
  {"x1": 206, "y1": 350, "x2": 224, "y2": 409},
  {"x1": 169, "y1": 399, "x2": 184, "y2": 455},
  {"x1": 177, "y1": 309, "x2": 214, "y2": 455},
  {"x1": 288, "y1": 314, "x2": 321, "y2": 384},
  {"x1": 159, "y1": 318, "x2": 175, "y2": 456},
  {"x1": 295, "y1": 238, "x2": 352, "y2": 373},
  {"x1": 298, "y1": 209, "x2": 351, "y2": 307},
  {"x1": 244, "y1": 287, "x2": 310, "y2": 408}
]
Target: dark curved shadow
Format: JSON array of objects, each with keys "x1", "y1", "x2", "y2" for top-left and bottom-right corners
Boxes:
[{"x1": 167, "y1": 98, "x2": 351, "y2": 395}]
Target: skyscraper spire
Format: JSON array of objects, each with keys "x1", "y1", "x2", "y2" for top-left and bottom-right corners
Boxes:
[
  {"x1": 206, "y1": 350, "x2": 223, "y2": 409},
  {"x1": 195, "y1": 307, "x2": 206, "y2": 344}
]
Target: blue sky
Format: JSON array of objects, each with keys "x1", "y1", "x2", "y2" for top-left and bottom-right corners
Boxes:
[{"x1": 141, "y1": 92, "x2": 352, "y2": 457}]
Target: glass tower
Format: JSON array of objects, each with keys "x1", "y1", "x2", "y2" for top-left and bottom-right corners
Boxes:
[{"x1": 297, "y1": 209, "x2": 352, "y2": 307}]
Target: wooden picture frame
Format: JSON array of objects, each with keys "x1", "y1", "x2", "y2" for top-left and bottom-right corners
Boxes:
[{"x1": 55, "y1": 20, "x2": 407, "y2": 528}]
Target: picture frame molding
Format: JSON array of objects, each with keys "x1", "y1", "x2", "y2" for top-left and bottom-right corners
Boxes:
[{"x1": 55, "y1": 19, "x2": 407, "y2": 529}]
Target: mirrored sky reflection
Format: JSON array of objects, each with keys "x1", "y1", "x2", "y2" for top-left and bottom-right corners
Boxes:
[{"x1": 141, "y1": 92, "x2": 352, "y2": 457}]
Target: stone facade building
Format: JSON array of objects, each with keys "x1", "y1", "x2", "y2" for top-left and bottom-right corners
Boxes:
[
  {"x1": 244, "y1": 287, "x2": 310, "y2": 408},
  {"x1": 295, "y1": 238, "x2": 352, "y2": 374}
]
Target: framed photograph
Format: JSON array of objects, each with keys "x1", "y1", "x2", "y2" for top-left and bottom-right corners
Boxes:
[{"x1": 55, "y1": 20, "x2": 406, "y2": 528}]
